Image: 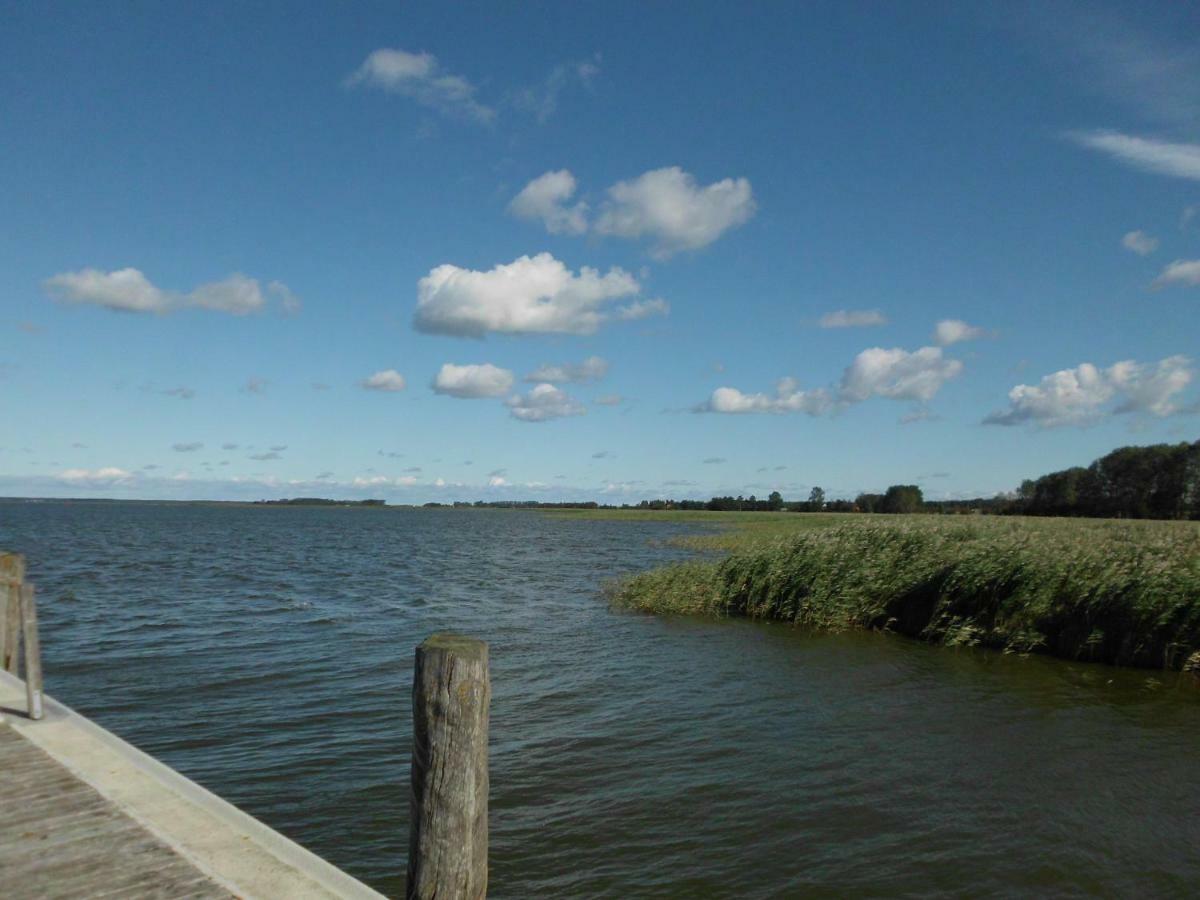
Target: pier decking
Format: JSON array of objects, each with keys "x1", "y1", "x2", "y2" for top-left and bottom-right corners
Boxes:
[{"x1": 0, "y1": 670, "x2": 386, "y2": 899}]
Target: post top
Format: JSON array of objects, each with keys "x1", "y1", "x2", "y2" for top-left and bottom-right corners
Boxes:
[
  {"x1": 0, "y1": 552, "x2": 25, "y2": 581},
  {"x1": 419, "y1": 633, "x2": 488, "y2": 660}
]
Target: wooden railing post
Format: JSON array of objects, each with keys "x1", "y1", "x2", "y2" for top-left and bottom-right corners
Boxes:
[
  {"x1": 0, "y1": 553, "x2": 43, "y2": 720},
  {"x1": 407, "y1": 634, "x2": 489, "y2": 900},
  {"x1": 1, "y1": 553, "x2": 25, "y2": 676}
]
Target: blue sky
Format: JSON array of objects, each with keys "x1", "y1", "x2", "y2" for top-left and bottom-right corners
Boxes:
[{"x1": 2, "y1": 1, "x2": 1198, "y2": 503}]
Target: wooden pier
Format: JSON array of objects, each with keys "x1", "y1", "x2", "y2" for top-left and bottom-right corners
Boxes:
[{"x1": 0, "y1": 552, "x2": 490, "y2": 899}]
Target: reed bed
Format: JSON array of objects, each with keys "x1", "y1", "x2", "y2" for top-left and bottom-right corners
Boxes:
[{"x1": 611, "y1": 516, "x2": 1200, "y2": 670}]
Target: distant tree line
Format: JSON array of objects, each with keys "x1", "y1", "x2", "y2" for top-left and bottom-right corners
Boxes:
[
  {"x1": 1008, "y1": 441, "x2": 1200, "y2": 520},
  {"x1": 425, "y1": 500, "x2": 601, "y2": 509},
  {"x1": 623, "y1": 440, "x2": 1200, "y2": 521}
]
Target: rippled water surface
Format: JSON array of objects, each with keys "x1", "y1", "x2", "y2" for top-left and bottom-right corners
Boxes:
[{"x1": 3, "y1": 501, "x2": 1198, "y2": 897}]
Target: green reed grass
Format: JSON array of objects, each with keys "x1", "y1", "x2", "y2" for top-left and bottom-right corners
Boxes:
[{"x1": 610, "y1": 515, "x2": 1200, "y2": 670}]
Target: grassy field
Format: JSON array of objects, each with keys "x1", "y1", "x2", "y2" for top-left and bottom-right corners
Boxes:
[{"x1": 562, "y1": 510, "x2": 1200, "y2": 671}]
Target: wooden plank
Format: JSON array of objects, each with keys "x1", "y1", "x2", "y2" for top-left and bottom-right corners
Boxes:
[
  {"x1": 20, "y1": 583, "x2": 43, "y2": 719},
  {"x1": 407, "y1": 633, "x2": 490, "y2": 900},
  {"x1": 0, "y1": 725, "x2": 231, "y2": 900}
]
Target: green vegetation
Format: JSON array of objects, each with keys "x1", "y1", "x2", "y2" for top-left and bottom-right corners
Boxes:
[{"x1": 608, "y1": 514, "x2": 1200, "y2": 671}]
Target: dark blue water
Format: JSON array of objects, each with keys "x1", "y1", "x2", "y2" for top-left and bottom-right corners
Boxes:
[{"x1": 2, "y1": 501, "x2": 1198, "y2": 898}]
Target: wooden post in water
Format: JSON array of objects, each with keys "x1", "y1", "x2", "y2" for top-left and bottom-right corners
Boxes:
[
  {"x1": 20, "y1": 583, "x2": 43, "y2": 719},
  {"x1": 407, "y1": 634, "x2": 489, "y2": 900}
]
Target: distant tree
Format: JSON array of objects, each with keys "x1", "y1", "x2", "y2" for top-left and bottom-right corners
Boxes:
[
  {"x1": 768, "y1": 490, "x2": 784, "y2": 511},
  {"x1": 881, "y1": 484, "x2": 923, "y2": 514},
  {"x1": 807, "y1": 486, "x2": 826, "y2": 511},
  {"x1": 854, "y1": 492, "x2": 885, "y2": 514}
]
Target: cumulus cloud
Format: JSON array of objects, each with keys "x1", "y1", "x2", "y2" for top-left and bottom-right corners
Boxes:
[
  {"x1": 1069, "y1": 130, "x2": 1200, "y2": 181},
  {"x1": 839, "y1": 346, "x2": 963, "y2": 403},
  {"x1": 362, "y1": 369, "x2": 407, "y2": 392},
  {"x1": 932, "y1": 319, "x2": 986, "y2": 346},
  {"x1": 488, "y1": 475, "x2": 508, "y2": 487},
  {"x1": 984, "y1": 355, "x2": 1193, "y2": 427},
  {"x1": 44, "y1": 268, "x2": 292, "y2": 316},
  {"x1": 345, "y1": 48, "x2": 494, "y2": 123},
  {"x1": 58, "y1": 467, "x2": 133, "y2": 485},
  {"x1": 414, "y1": 253, "x2": 642, "y2": 337},
  {"x1": 525, "y1": 355, "x2": 608, "y2": 384},
  {"x1": 698, "y1": 379, "x2": 833, "y2": 415},
  {"x1": 45, "y1": 268, "x2": 169, "y2": 313},
  {"x1": 593, "y1": 166, "x2": 756, "y2": 257},
  {"x1": 505, "y1": 383, "x2": 585, "y2": 421},
  {"x1": 1152, "y1": 259, "x2": 1200, "y2": 287},
  {"x1": 433, "y1": 363, "x2": 514, "y2": 398},
  {"x1": 1122, "y1": 230, "x2": 1159, "y2": 256},
  {"x1": 508, "y1": 170, "x2": 588, "y2": 235},
  {"x1": 819, "y1": 309, "x2": 887, "y2": 328},
  {"x1": 699, "y1": 346, "x2": 962, "y2": 416}
]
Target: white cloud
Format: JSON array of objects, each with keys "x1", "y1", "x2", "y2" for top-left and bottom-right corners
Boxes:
[
  {"x1": 1152, "y1": 259, "x2": 1200, "y2": 287},
  {"x1": 699, "y1": 346, "x2": 962, "y2": 415},
  {"x1": 1109, "y1": 356, "x2": 1194, "y2": 417},
  {"x1": 187, "y1": 274, "x2": 266, "y2": 314},
  {"x1": 616, "y1": 297, "x2": 670, "y2": 320},
  {"x1": 819, "y1": 309, "x2": 887, "y2": 328},
  {"x1": 1069, "y1": 130, "x2": 1200, "y2": 181},
  {"x1": 505, "y1": 383, "x2": 585, "y2": 421},
  {"x1": 932, "y1": 319, "x2": 986, "y2": 346},
  {"x1": 699, "y1": 379, "x2": 832, "y2": 415},
  {"x1": 58, "y1": 467, "x2": 133, "y2": 485},
  {"x1": 509, "y1": 170, "x2": 589, "y2": 235},
  {"x1": 362, "y1": 369, "x2": 407, "y2": 392},
  {"x1": 353, "y1": 474, "x2": 419, "y2": 487},
  {"x1": 593, "y1": 166, "x2": 756, "y2": 257},
  {"x1": 525, "y1": 355, "x2": 608, "y2": 384},
  {"x1": 488, "y1": 475, "x2": 508, "y2": 487},
  {"x1": 414, "y1": 253, "x2": 642, "y2": 337},
  {"x1": 839, "y1": 346, "x2": 963, "y2": 403},
  {"x1": 44, "y1": 268, "x2": 288, "y2": 316},
  {"x1": 269, "y1": 280, "x2": 302, "y2": 315},
  {"x1": 345, "y1": 48, "x2": 494, "y2": 123},
  {"x1": 433, "y1": 363, "x2": 514, "y2": 398},
  {"x1": 510, "y1": 58, "x2": 600, "y2": 122},
  {"x1": 1122, "y1": 230, "x2": 1159, "y2": 256},
  {"x1": 44, "y1": 268, "x2": 170, "y2": 313},
  {"x1": 984, "y1": 355, "x2": 1193, "y2": 427}
]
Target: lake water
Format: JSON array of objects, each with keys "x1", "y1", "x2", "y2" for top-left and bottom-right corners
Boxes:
[{"x1": 2, "y1": 501, "x2": 1198, "y2": 897}]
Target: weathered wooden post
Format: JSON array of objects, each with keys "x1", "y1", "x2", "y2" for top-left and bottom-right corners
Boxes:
[
  {"x1": 1, "y1": 553, "x2": 24, "y2": 676},
  {"x1": 407, "y1": 634, "x2": 489, "y2": 900},
  {"x1": 20, "y1": 583, "x2": 44, "y2": 720}
]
